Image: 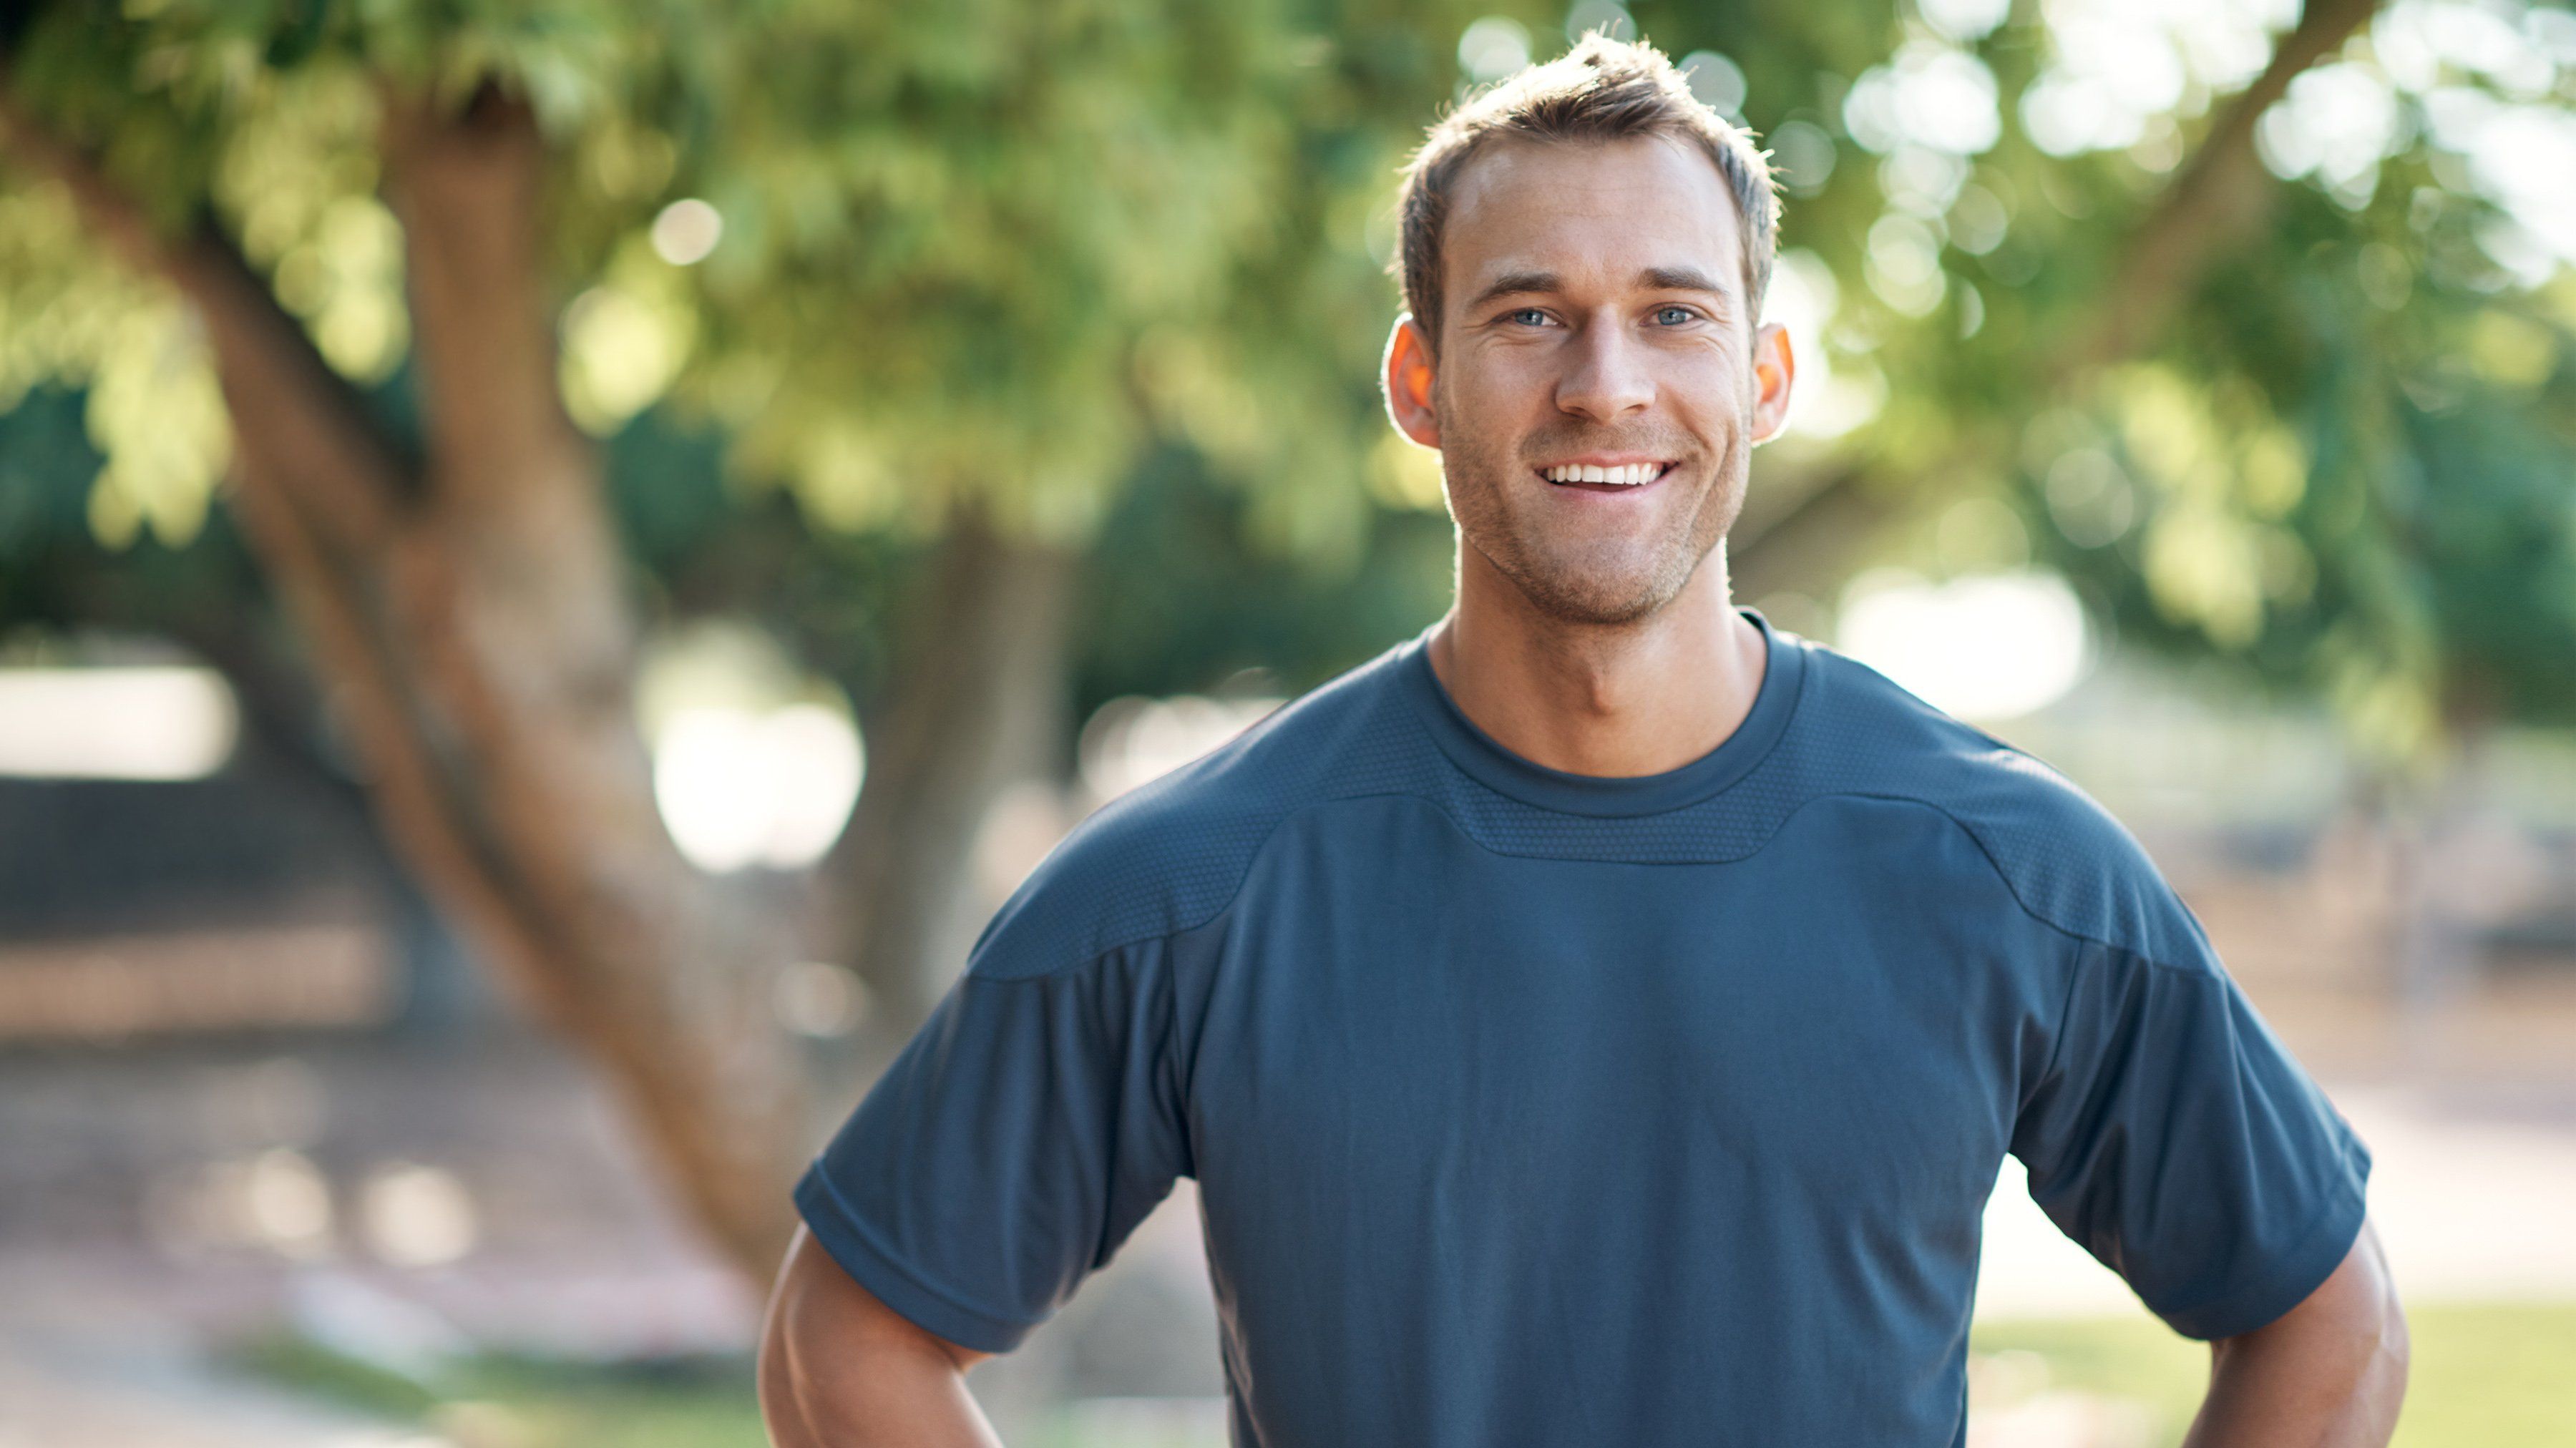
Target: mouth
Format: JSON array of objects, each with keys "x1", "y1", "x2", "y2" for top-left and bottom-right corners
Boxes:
[{"x1": 1536, "y1": 460, "x2": 1677, "y2": 493}]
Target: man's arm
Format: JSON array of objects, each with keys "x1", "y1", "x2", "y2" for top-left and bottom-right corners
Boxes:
[
  {"x1": 758, "y1": 1225, "x2": 1003, "y2": 1447},
  {"x1": 2182, "y1": 1218, "x2": 2408, "y2": 1447}
]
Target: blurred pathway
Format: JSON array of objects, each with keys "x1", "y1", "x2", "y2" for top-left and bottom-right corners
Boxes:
[
  {"x1": 0, "y1": 1319, "x2": 444, "y2": 1448},
  {"x1": 1976, "y1": 1081, "x2": 2576, "y2": 1319}
]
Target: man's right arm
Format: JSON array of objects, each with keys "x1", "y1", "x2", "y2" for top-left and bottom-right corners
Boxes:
[{"x1": 758, "y1": 1225, "x2": 1003, "y2": 1447}]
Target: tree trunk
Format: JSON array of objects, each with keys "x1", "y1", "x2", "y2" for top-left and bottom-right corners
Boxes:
[
  {"x1": 833, "y1": 514, "x2": 1076, "y2": 1034},
  {"x1": 1, "y1": 82, "x2": 811, "y2": 1283},
  {"x1": 366, "y1": 85, "x2": 811, "y2": 1282}
]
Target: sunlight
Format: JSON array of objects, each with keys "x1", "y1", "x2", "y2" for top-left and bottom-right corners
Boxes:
[
  {"x1": 0, "y1": 666, "x2": 238, "y2": 780},
  {"x1": 652, "y1": 704, "x2": 864, "y2": 873},
  {"x1": 1837, "y1": 569, "x2": 2092, "y2": 722}
]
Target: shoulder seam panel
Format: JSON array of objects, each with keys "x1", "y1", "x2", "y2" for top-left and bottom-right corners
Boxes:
[{"x1": 970, "y1": 783, "x2": 2215, "y2": 992}]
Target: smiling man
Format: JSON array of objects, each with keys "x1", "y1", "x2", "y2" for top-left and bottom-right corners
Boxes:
[{"x1": 759, "y1": 37, "x2": 2406, "y2": 1447}]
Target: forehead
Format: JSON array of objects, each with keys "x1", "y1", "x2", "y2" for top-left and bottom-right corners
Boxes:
[{"x1": 1442, "y1": 133, "x2": 1746, "y2": 307}]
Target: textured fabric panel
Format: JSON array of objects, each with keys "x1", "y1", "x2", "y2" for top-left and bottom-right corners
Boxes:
[{"x1": 975, "y1": 623, "x2": 2199, "y2": 982}]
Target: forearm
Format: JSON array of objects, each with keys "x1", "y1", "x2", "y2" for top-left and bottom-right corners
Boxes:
[{"x1": 2181, "y1": 1223, "x2": 2408, "y2": 1448}]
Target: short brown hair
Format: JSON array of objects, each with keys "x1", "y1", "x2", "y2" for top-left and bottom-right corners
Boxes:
[{"x1": 1395, "y1": 34, "x2": 1779, "y2": 354}]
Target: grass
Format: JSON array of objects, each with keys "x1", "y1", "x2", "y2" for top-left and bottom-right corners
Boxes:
[
  {"x1": 1972, "y1": 1302, "x2": 2576, "y2": 1446},
  {"x1": 235, "y1": 1336, "x2": 771, "y2": 1448},
  {"x1": 239, "y1": 1302, "x2": 2576, "y2": 1446}
]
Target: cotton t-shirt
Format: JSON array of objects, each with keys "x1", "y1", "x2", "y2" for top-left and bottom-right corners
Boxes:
[{"x1": 794, "y1": 607, "x2": 2371, "y2": 1447}]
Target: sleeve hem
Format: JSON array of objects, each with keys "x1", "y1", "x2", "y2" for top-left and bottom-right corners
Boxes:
[
  {"x1": 2155, "y1": 1173, "x2": 2370, "y2": 1342},
  {"x1": 793, "y1": 1164, "x2": 1043, "y2": 1355}
]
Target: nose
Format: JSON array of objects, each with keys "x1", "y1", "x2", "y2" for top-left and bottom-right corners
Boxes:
[{"x1": 1554, "y1": 313, "x2": 1654, "y2": 423}]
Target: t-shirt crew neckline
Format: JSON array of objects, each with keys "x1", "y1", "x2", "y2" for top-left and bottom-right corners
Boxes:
[{"x1": 1396, "y1": 605, "x2": 1809, "y2": 819}]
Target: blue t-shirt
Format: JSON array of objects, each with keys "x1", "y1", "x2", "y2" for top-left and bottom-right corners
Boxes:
[{"x1": 796, "y1": 607, "x2": 2370, "y2": 1446}]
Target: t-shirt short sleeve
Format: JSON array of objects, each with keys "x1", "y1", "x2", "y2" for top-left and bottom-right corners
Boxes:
[
  {"x1": 793, "y1": 936, "x2": 1192, "y2": 1354},
  {"x1": 2010, "y1": 916, "x2": 2371, "y2": 1341}
]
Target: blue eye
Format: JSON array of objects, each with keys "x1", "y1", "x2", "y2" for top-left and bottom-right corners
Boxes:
[
  {"x1": 1654, "y1": 305, "x2": 1697, "y2": 326},
  {"x1": 1507, "y1": 308, "x2": 1551, "y2": 326}
]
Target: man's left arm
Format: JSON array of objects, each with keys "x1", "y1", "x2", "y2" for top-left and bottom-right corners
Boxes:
[
  {"x1": 2183, "y1": 1218, "x2": 2408, "y2": 1447},
  {"x1": 2008, "y1": 869, "x2": 2406, "y2": 1445}
]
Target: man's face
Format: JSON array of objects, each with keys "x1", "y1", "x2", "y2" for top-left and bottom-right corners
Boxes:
[{"x1": 1385, "y1": 134, "x2": 1794, "y2": 625}]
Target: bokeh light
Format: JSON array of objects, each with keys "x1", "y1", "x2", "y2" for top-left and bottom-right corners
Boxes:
[
  {"x1": 0, "y1": 666, "x2": 237, "y2": 780},
  {"x1": 650, "y1": 198, "x2": 724, "y2": 265},
  {"x1": 1837, "y1": 568, "x2": 2092, "y2": 721},
  {"x1": 638, "y1": 624, "x2": 865, "y2": 874},
  {"x1": 1079, "y1": 695, "x2": 1283, "y2": 803},
  {"x1": 652, "y1": 705, "x2": 864, "y2": 874}
]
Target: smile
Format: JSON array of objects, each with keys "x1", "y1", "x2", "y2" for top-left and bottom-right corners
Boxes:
[{"x1": 1539, "y1": 461, "x2": 1674, "y2": 489}]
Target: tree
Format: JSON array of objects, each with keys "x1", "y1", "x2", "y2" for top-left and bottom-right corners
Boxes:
[
  {"x1": 6, "y1": 0, "x2": 2571, "y2": 1286},
  {"x1": 0, "y1": 0, "x2": 1480, "y2": 1281},
  {"x1": 1669, "y1": 0, "x2": 2576, "y2": 759}
]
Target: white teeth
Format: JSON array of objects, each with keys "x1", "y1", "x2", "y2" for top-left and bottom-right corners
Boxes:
[{"x1": 1545, "y1": 463, "x2": 1663, "y2": 485}]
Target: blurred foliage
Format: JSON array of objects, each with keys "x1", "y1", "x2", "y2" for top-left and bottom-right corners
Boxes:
[
  {"x1": 1611, "y1": 0, "x2": 2576, "y2": 759},
  {"x1": 236, "y1": 1336, "x2": 769, "y2": 1448},
  {"x1": 0, "y1": 0, "x2": 1505, "y2": 722},
  {"x1": 1077, "y1": 441, "x2": 1460, "y2": 714},
  {"x1": 1, "y1": 0, "x2": 2572, "y2": 758},
  {"x1": 0, "y1": 0, "x2": 1493, "y2": 551},
  {"x1": 0, "y1": 383, "x2": 274, "y2": 659}
]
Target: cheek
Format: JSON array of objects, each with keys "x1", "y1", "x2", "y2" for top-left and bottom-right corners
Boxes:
[
  {"x1": 1672, "y1": 343, "x2": 1747, "y2": 397},
  {"x1": 1671, "y1": 353, "x2": 1755, "y2": 431},
  {"x1": 1446, "y1": 346, "x2": 1561, "y2": 416}
]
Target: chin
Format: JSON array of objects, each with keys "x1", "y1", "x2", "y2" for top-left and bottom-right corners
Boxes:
[{"x1": 1506, "y1": 554, "x2": 1694, "y2": 627}]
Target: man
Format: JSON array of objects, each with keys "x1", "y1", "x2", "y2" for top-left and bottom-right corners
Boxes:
[{"x1": 760, "y1": 36, "x2": 2407, "y2": 1447}]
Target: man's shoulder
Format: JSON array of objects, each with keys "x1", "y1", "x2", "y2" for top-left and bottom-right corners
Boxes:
[
  {"x1": 1792, "y1": 642, "x2": 2207, "y2": 967},
  {"x1": 964, "y1": 642, "x2": 1428, "y2": 982}
]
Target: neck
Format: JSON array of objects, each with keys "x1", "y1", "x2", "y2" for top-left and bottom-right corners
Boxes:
[{"x1": 1428, "y1": 540, "x2": 1766, "y2": 778}]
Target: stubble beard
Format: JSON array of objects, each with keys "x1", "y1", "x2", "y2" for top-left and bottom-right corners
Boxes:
[{"x1": 1438, "y1": 398, "x2": 1750, "y2": 628}]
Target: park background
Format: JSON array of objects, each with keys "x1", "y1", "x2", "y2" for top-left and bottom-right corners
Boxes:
[{"x1": 1, "y1": 0, "x2": 2573, "y2": 1442}]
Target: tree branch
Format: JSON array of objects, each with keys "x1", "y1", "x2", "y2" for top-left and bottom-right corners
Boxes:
[
  {"x1": 1732, "y1": 0, "x2": 2386, "y2": 584},
  {"x1": 1728, "y1": 454, "x2": 1892, "y2": 602},
  {"x1": 2067, "y1": 0, "x2": 2385, "y2": 371},
  {"x1": 0, "y1": 82, "x2": 535, "y2": 973},
  {"x1": 374, "y1": 81, "x2": 810, "y2": 1278},
  {"x1": 0, "y1": 90, "x2": 409, "y2": 554},
  {"x1": 379, "y1": 82, "x2": 595, "y2": 514}
]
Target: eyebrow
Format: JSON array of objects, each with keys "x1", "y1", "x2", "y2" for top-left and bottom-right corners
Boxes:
[
  {"x1": 1464, "y1": 265, "x2": 1737, "y2": 314},
  {"x1": 1465, "y1": 270, "x2": 1563, "y2": 311},
  {"x1": 1639, "y1": 265, "x2": 1729, "y2": 298}
]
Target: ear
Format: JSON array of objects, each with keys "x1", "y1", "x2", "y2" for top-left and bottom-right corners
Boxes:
[
  {"x1": 1748, "y1": 321, "x2": 1796, "y2": 446},
  {"x1": 1382, "y1": 313, "x2": 1441, "y2": 450}
]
